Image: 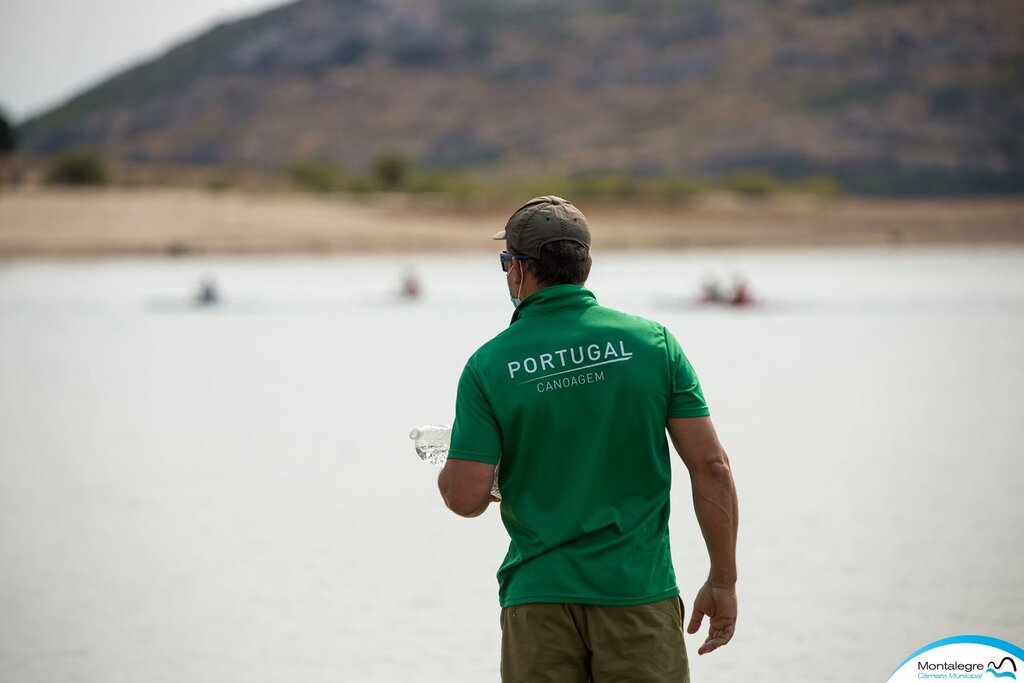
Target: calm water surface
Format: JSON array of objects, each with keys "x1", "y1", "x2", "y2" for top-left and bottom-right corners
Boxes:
[{"x1": 1, "y1": 247, "x2": 1022, "y2": 682}]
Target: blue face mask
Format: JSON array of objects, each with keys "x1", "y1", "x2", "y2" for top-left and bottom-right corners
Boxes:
[{"x1": 509, "y1": 261, "x2": 524, "y2": 308}]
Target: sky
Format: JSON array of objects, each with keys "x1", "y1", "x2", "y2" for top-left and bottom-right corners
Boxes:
[{"x1": 0, "y1": 0, "x2": 288, "y2": 122}]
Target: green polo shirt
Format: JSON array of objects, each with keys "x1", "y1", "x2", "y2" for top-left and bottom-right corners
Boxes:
[{"x1": 449, "y1": 284, "x2": 709, "y2": 608}]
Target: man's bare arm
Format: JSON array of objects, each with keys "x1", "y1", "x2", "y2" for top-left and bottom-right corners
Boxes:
[
  {"x1": 438, "y1": 459, "x2": 497, "y2": 518},
  {"x1": 667, "y1": 416, "x2": 738, "y2": 655}
]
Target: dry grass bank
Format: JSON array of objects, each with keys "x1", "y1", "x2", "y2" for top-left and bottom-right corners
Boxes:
[{"x1": 0, "y1": 188, "x2": 1022, "y2": 257}]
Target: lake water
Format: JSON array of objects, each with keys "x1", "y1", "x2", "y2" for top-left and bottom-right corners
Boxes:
[{"x1": 1, "y1": 247, "x2": 1022, "y2": 682}]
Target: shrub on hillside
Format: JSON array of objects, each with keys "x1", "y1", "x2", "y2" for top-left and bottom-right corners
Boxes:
[
  {"x1": 205, "y1": 175, "x2": 235, "y2": 192},
  {"x1": 370, "y1": 152, "x2": 412, "y2": 191},
  {"x1": 570, "y1": 173, "x2": 642, "y2": 199},
  {"x1": 0, "y1": 109, "x2": 14, "y2": 153},
  {"x1": 287, "y1": 158, "x2": 349, "y2": 193},
  {"x1": 720, "y1": 170, "x2": 843, "y2": 197},
  {"x1": 399, "y1": 169, "x2": 482, "y2": 198},
  {"x1": 789, "y1": 175, "x2": 842, "y2": 197},
  {"x1": 648, "y1": 175, "x2": 708, "y2": 200},
  {"x1": 45, "y1": 150, "x2": 109, "y2": 185},
  {"x1": 720, "y1": 170, "x2": 784, "y2": 196}
]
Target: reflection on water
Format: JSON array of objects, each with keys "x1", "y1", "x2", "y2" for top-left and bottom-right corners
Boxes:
[{"x1": 1, "y1": 248, "x2": 1022, "y2": 682}]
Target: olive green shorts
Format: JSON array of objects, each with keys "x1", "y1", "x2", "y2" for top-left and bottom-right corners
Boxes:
[{"x1": 500, "y1": 596, "x2": 690, "y2": 683}]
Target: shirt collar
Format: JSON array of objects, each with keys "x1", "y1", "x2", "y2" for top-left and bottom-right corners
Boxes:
[{"x1": 510, "y1": 284, "x2": 598, "y2": 324}]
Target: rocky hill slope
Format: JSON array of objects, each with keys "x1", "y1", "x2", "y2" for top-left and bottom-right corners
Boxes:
[{"x1": 17, "y1": 0, "x2": 1024, "y2": 193}]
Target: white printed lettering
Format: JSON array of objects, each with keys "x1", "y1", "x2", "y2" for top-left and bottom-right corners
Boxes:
[
  {"x1": 511, "y1": 343, "x2": 631, "y2": 386},
  {"x1": 535, "y1": 371, "x2": 607, "y2": 393}
]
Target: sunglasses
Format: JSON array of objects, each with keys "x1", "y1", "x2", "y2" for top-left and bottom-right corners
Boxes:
[{"x1": 499, "y1": 251, "x2": 530, "y2": 273}]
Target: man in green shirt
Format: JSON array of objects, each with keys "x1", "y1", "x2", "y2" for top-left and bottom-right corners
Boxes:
[{"x1": 439, "y1": 196, "x2": 739, "y2": 683}]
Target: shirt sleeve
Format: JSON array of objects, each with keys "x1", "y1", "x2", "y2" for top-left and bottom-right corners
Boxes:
[
  {"x1": 665, "y1": 327, "x2": 711, "y2": 418},
  {"x1": 449, "y1": 360, "x2": 502, "y2": 464}
]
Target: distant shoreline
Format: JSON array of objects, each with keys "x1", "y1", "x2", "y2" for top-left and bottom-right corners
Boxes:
[{"x1": 1, "y1": 188, "x2": 1022, "y2": 257}]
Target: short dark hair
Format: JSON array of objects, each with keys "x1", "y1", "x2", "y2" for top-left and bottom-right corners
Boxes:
[{"x1": 524, "y1": 240, "x2": 591, "y2": 286}]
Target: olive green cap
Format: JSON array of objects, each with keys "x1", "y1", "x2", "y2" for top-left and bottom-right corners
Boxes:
[{"x1": 491, "y1": 196, "x2": 591, "y2": 258}]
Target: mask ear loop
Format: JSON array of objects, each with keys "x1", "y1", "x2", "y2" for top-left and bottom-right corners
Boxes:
[{"x1": 516, "y1": 259, "x2": 524, "y2": 301}]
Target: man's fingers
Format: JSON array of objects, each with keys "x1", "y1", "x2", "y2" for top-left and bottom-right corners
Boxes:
[
  {"x1": 696, "y1": 625, "x2": 735, "y2": 656},
  {"x1": 697, "y1": 636, "x2": 723, "y2": 655},
  {"x1": 686, "y1": 606, "x2": 703, "y2": 634}
]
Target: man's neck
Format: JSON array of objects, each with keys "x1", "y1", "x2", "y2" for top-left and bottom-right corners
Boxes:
[{"x1": 517, "y1": 281, "x2": 546, "y2": 301}]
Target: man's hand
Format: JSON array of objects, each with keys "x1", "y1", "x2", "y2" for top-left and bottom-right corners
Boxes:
[{"x1": 687, "y1": 580, "x2": 737, "y2": 655}]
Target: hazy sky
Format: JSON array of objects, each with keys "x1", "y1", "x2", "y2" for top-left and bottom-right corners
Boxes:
[{"x1": 0, "y1": 0, "x2": 287, "y2": 122}]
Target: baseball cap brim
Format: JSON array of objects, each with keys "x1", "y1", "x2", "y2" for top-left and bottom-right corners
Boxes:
[{"x1": 491, "y1": 230, "x2": 505, "y2": 240}]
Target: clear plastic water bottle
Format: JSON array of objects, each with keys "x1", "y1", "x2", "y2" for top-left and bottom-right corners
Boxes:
[
  {"x1": 409, "y1": 423, "x2": 501, "y2": 499},
  {"x1": 409, "y1": 424, "x2": 451, "y2": 466}
]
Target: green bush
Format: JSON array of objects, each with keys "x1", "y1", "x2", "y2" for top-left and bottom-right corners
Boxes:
[
  {"x1": 790, "y1": 175, "x2": 843, "y2": 197},
  {"x1": 403, "y1": 170, "x2": 446, "y2": 194},
  {"x1": 45, "y1": 149, "x2": 109, "y2": 185},
  {"x1": 429, "y1": 173, "x2": 483, "y2": 200},
  {"x1": 569, "y1": 173, "x2": 642, "y2": 199},
  {"x1": 0, "y1": 109, "x2": 14, "y2": 153},
  {"x1": 347, "y1": 175, "x2": 377, "y2": 194},
  {"x1": 370, "y1": 152, "x2": 412, "y2": 191},
  {"x1": 287, "y1": 158, "x2": 348, "y2": 193},
  {"x1": 400, "y1": 169, "x2": 482, "y2": 198},
  {"x1": 717, "y1": 170, "x2": 844, "y2": 197},
  {"x1": 647, "y1": 175, "x2": 708, "y2": 200},
  {"x1": 204, "y1": 175, "x2": 235, "y2": 192},
  {"x1": 720, "y1": 170, "x2": 784, "y2": 196}
]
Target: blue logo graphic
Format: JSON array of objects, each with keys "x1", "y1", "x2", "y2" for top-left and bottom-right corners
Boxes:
[
  {"x1": 987, "y1": 656, "x2": 1018, "y2": 679},
  {"x1": 890, "y1": 635, "x2": 1024, "y2": 680}
]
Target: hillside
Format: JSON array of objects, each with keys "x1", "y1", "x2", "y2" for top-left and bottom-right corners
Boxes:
[{"x1": 16, "y1": 0, "x2": 1024, "y2": 194}]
